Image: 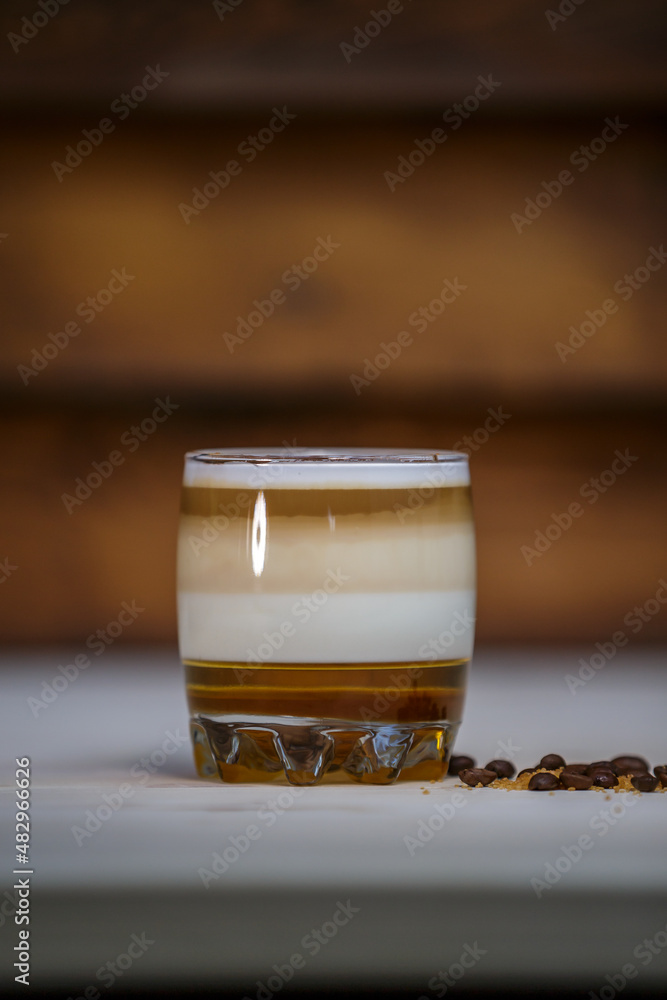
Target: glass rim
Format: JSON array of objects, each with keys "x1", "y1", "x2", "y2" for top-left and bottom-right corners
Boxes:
[{"x1": 185, "y1": 448, "x2": 469, "y2": 466}]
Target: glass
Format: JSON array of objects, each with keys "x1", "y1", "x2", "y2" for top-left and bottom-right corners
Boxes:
[{"x1": 177, "y1": 448, "x2": 476, "y2": 785}]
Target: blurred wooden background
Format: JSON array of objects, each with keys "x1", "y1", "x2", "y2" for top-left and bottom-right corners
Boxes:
[{"x1": 1, "y1": 0, "x2": 666, "y2": 645}]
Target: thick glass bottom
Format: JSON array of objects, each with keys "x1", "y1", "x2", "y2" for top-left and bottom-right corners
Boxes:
[
  {"x1": 185, "y1": 658, "x2": 467, "y2": 785},
  {"x1": 191, "y1": 715, "x2": 459, "y2": 785}
]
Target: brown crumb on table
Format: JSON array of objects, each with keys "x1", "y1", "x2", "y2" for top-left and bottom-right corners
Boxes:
[
  {"x1": 488, "y1": 769, "x2": 544, "y2": 791},
  {"x1": 457, "y1": 767, "x2": 666, "y2": 794}
]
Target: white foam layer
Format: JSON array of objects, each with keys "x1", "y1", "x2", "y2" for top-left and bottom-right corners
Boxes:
[
  {"x1": 183, "y1": 449, "x2": 470, "y2": 490},
  {"x1": 178, "y1": 590, "x2": 475, "y2": 663}
]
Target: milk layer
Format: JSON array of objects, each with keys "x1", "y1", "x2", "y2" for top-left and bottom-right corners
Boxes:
[{"x1": 178, "y1": 589, "x2": 475, "y2": 664}]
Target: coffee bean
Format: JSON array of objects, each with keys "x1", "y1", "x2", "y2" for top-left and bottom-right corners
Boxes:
[
  {"x1": 528, "y1": 773, "x2": 559, "y2": 791},
  {"x1": 459, "y1": 767, "x2": 496, "y2": 787},
  {"x1": 538, "y1": 754, "x2": 566, "y2": 770},
  {"x1": 588, "y1": 769, "x2": 616, "y2": 785},
  {"x1": 451, "y1": 750, "x2": 660, "y2": 792},
  {"x1": 612, "y1": 755, "x2": 649, "y2": 774},
  {"x1": 615, "y1": 765, "x2": 650, "y2": 778},
  {"x1": 631, "y1": 774, "x2": 658, "y2": 793},
  {"x1": 591, "y1": 771, "x2": 618, "y2": 788},
  {"x1": 559, "y1": 771, "x2": 593, "y2": 790},
  {"x1": 485, "y1": 759, "x2": 515, "y2": 779},
  {"x1": 586, "y1": 762, "x2": 614, "y2": 776},
  {"x1": 587, "y1": 760, "x2": 614, "y2": 772},
  {"x1": 449, "y1": 755, "x2": 476, "y2": 776}
]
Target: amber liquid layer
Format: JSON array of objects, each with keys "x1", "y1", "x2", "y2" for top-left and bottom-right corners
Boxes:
[{"x1": 186, "y1": 658, "x2": 467, "y2": 785}]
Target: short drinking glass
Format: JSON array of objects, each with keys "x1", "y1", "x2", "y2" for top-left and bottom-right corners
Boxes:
[{"x1": 177, "y1": 448, "x2": 475, "y2": 785}]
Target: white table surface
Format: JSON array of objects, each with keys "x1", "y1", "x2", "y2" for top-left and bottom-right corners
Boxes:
[{"x1": 1, "y1": 646, "x2": 666, "y2": 994}]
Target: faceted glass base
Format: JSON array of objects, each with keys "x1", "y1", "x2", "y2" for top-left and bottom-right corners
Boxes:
[{"x1": 190, "y1": 715, "x2": 458, "y2": 785}]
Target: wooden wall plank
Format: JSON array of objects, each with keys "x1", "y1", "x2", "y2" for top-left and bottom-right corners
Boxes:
[
  {"x1": 1, "y1": 0, "x2": 665, "y2": 109},
  {"x1": 2, "y1": 121, "x2": 665, "y2": 402},
  {"x1": 1, "y1": 408, "x2": 665, "y2": 645}
]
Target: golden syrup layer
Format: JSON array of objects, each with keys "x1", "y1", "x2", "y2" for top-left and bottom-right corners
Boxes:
[{"x1": 185, "y1": 658, "x2": 468, "y2": 725}]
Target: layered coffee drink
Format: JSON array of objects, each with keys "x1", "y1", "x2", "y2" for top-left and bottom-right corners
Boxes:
[{"x1": 178, "y1": 449, "x2": 475, "y2": 785}]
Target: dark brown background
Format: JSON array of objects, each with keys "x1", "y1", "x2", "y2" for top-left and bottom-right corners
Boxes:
[{"x1": 1, "y1": 0, "x2": 666, "y2": 646}]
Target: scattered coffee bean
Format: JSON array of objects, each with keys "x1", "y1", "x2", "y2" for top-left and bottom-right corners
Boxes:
[
  {"x1": 591, "y1": 771, "x2": 618, "y2": 788},
  {"x1": 631, "y1": 774, "x2": 658, "y2": 793},
  {"x1": 615, "y1": 765, "x2": 650, "y2": 778},
  {"x1": 485, "y1": 759, "x2": 516, "y2": 779},
  {"x1": 453, "y1": 750, "x2": 664, "y2": 793},
  {"x1": 587, "y1": 761, "x2": 614, "y2": 773},
  {"x1": 459, "y1": 767, "x2": 497, "y2": 787},
  {"x1": 449, "y1": 755, "x2": 476, "y2": 776},
  {"x1": 611, "y1": 755, "x2": 649, "y2": 774},
  {"x1": 538, "y1": 754, "x2": 566, "y2": 770},
  {"x1": 529, "y1": 772, "x2": 560, "y2": 791},
  {"x1": 559, "y1": 772, "x2": 593, "y2": 790}
]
